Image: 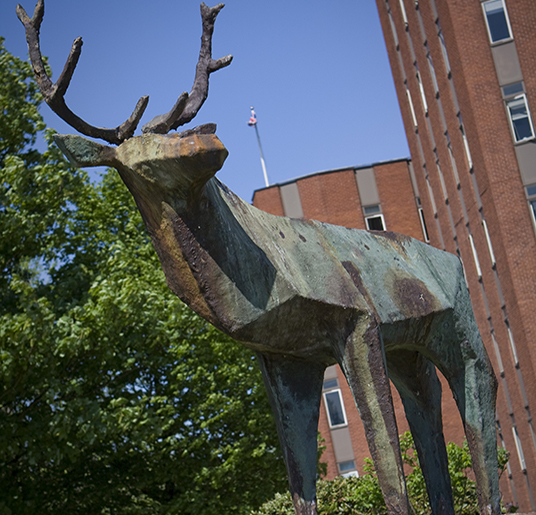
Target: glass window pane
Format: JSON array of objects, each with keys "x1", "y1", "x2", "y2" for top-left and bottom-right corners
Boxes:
[
  {"x1": 526, "y1": 185, "x2": 536, "y2": 197},
  {"x1": 483, "y1": 0, "x2": 511, "y2": 42},
  {"x1": 325, "y1": 390, "x2": 346, "y2": 427},
  {"x1": 323, "y1": 378, "x2": 338, "y2": 390},
  {"x1": 364, "y1": 204, "x2": 381, "y2": 215},
  {"x1": 338, "y1": 460, "x2": 356, "y2": 472},
  {"x1": 502, "y1": 82, "x2": 524, "y2": 97},
  {"x1": 513, "y1": 118, "x2": 533, "y2": 141},
  {"x1": 509, "y1": 97, "x2": 528, "y2": 120}
]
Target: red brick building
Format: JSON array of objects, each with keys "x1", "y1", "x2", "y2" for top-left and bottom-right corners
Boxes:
[{"x1": 253, "y1": 0, "x2": 536, "y2": 511}]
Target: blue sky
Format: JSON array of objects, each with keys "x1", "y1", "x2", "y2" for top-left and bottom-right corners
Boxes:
[{"x1": 1, "y1": 0, "x2": 409, "y2": 201}]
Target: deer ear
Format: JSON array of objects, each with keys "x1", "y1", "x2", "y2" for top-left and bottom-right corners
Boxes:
[{"x1": 54, "y1": 134, "x2": 118, "y2": 168}]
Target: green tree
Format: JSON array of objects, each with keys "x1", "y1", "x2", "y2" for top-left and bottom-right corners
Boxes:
[{"x1": 0, "y1": 39, "x2": 287, "y2": 515}]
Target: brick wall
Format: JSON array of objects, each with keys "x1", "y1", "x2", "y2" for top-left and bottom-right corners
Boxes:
[{"x1": 376, "y1": 0, "x2": 536, "y2": 509}]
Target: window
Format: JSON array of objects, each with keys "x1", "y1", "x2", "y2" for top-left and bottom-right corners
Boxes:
[
  {"x1": 405, "y1": 83, "x2": 418, "y2": 128},
  {"x1": 323, "y1": 389, "x2": 348, "y2": 428},
  {"x1": 482, "y1": 219, "x2": 496, "y2": 266},
  {"x1": 468, "y1": 233, "x2": 482, "y2": 278},
  {"x1": 436, "y1": 23, "x2": 451, "y2": 76},
  {"x1": 482, "y1": 0, "x2": 512, "y2": 44},
  {"x1": 512, "y1": 426, "x2": 527, "y2": 472},
  {"x1": 502, "y1": 82, "x2": 524, "y2": 97},
  {"x1": 364, "y1": 206, "x2": 385, "y2": 231},
  {"x1": 363, "y1": 204, "x2": 381, "y2": 215},
  {"x1": 339, "y1": 460, "x2": 358, "y2": 477},
  {"x1": 425, "y1": 42, "x2": 439, "y2": 95},
  {"x1": 323, "y1": 378, "x2": 338, "y2": 390},
  {"x1": 526, "y1": 185, "x2": 536, "y2": 228},
  {"x1": 506, "y1": 95, "x2": 535, "y2": 142},
  {"x1": 418, "y1": 208, "x2": 430, "y2": 242},
  {"x1": 415, "y1": 62, "x2": 428, "y2": 113},
  {"x1": 386, "y1": 1, "x2": 399, "y2": 49},
  {"x1": 529, "y1": 201, "x2": 536, "y2": 218},
  {"x1": 339, "y1": 460, "x2": 356, "y2": 472},
  {"x1": 366, "y1": 215, "x2": 386, "y2": 231},
  {"x1": 398, "y1": 0, "x2": 408, "y2": 26},
  {"x1": 456, "y1": 113, "x2": 474, "y2": 169}
]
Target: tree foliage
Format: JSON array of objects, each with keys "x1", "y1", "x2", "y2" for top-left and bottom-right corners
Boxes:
[
  {"x1": 252, "y1": 432, "x2": 513, "y2": 515},
  {"x1": 0, "y1": 39, "x2": 287, "y2": 515}
]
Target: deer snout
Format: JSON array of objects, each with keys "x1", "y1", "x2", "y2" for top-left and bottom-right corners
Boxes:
[{"x1": 115, "y1": 133, "x2": 228, "y2": 196}]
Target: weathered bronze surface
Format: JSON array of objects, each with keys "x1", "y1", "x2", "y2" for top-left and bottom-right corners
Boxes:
[{"x1": 19, "y1": 2, "x2": 501, "y2": 514}]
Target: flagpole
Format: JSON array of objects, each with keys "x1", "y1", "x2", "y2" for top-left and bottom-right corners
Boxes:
[{"x1": 248, "y1": 107, "x2": 269, "y2": 187}]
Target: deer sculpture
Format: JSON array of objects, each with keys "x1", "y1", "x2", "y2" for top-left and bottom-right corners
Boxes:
[{"x1": 18, "y1": 2, "x2": 501, "y2": 514}]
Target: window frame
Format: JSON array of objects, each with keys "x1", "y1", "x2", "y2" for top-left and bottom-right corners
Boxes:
[
  {"x1": 481, "y1": 0, "x2": 513, "y2": 45},
  {"x1": 323, "y1": 388, "x2": 348, "y2": 429},
  {"x1": 505, "y1": 93, "x2": 535, "y2": 143}
]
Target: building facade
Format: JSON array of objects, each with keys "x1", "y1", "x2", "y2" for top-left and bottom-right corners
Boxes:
[
  {"x1": 253, "y1": 0, "x2": 536, "y2": 510},
  {"x1": 376, "y1": 0, "x2": 536, "y2": 510}
]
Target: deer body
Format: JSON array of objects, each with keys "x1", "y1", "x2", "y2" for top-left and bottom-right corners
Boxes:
[
  {"x1": 19, "y1": 2, "x2": 501, "y2": 512},
  {"x1": 55, "y1": 134, "x2": 459, "y2": 353}
]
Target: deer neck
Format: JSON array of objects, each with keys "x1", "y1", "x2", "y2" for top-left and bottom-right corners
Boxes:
[{"x1": 54, "y1": 132, "x2": 274, "y2": 331}]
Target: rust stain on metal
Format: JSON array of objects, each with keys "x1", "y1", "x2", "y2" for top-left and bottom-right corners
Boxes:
[
  {"x1": 388, "y1": 274, "x2": 441, "y2": 319},
  {"x1": 377, "y1": 231, "x2": 412, "y2": 257},
  {"x1": 341, "y1": 261, "x2": 379, "y2": 320}
]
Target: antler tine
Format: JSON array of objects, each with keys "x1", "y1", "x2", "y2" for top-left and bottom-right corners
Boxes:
[
  {"x1": 17, "y1": 0, "x2": 149, "y2": 145},
  {"x1": 142, "y1": 2, "x2": 233, "y2": 134},
  {"x1": 141, "y1": 92, "x2": 189, "y2": 135}
]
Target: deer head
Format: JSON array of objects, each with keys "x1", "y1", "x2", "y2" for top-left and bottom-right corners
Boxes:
[{"x1": 17, "y1": 0, "x2": 231, "y2": 207}]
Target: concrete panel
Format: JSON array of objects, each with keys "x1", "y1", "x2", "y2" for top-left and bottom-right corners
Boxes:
[
  {"x1": 280, "y1": 182, "x2": 304, "y2": 218},
  {"x1": 331, "y1": 426, "x2": 355, "y2": 463},
  {"x1": 515, "y1": 142, "x2": 536, "y2": 185},
  {"x1": 491, "y1": 41, "x2": 523, "y2": 86},
  {"x1": 355, "y1": 167, "x2": 380, "y2": 206},
  {"x1": 324, "y1": 365, "x2": 338, "y2": 380},
  {"x1": 407, "y1": 161, "x2": 420, "y2": 198}
]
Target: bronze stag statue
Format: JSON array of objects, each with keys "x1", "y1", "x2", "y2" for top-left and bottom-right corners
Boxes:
[{"x1": 18, "y1": 2, "x2": 501, "y2": 514}]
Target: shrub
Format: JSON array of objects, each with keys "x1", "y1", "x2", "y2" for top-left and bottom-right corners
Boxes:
[{"x1": 251, "y1": 432, "x2": 513, "y2": 515}]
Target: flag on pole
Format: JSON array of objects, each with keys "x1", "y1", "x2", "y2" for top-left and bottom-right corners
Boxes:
[
  {"x1": 247, "y1": 106, "x2": 269, "y2": 187},
  {"x1": 248, "y1": 107, "x2": 257, "y2": 126}
]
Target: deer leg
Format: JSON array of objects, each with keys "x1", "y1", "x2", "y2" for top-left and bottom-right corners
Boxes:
[
  {"x1": 335, "y1": 319, "x2": 411, "y2": 515},
  {"x1": 444, "y1": 338, "x2": 500, "y2": 515},
  {"x1": 256, "y1": 353, "x2": 326, "y2": 515},
  {"x1": 430, "y1": 295, "x2": 500, "y2": 515},
  {"x1": 387, "y1": 349, "x2": 455, "y2": 515}
]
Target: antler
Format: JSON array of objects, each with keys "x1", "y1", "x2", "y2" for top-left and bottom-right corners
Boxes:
[
  {"x1": 142, "y1": 3, "x2": 233, "y2": 134},
  {"x1": 16, "y1": 0, "x2": 149, "y2": 145}
]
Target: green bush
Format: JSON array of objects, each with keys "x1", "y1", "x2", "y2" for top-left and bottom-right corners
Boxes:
[{"x1": 251, "y1": 432, "x2": 513, "y2": 515}]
